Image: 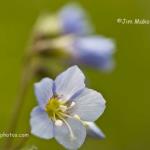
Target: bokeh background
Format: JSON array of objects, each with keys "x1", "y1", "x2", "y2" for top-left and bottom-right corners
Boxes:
[{"x1": 0, "y1": 0, "x2": 150, "y2": 149}]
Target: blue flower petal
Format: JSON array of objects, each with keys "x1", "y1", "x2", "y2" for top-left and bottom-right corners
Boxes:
[
  {"x1": 86, "y1": 122, "x2": 105, "y2": 139},
  {"x1": 73, "y1": 36, "x2": 115, "y2": 70},
  {"x1": 71, "y1": 88, "x2": 106, "y2": 122},
  {"x1": 55, "y1": 66, "x2": 85, "y2": 100},
  {"x1": 54, "y1": 118, "x2": 86, "y2": 150},
  {"x1": 34, "y1": 78, "x2": 54, "y2": 109},
  {"x1": 59, "y1": 3, "x2": 92, "y2": 35},
  {"x1": 30, "y1": 107, "x2": 54, "y2": 139}
]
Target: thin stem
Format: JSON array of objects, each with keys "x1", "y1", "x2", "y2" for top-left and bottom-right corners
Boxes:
[
  {"x1": 11, "y1": 130, "x2": 30, "y2": 150},
  {"x1": 3, "y1": 60, "x2": 35, "y2": 150},
  {"x1": 2, "y1": 29, "x2": 41, "y2": 149},
  {"x1": 12, "y1": 137, "x2": 29, "y2": 150}
]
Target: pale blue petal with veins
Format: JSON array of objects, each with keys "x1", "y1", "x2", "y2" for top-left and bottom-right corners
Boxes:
[
  {"x1": 70, "y1": 88, "x2": 106, "y2": 122},
  {"x1": 30, "y1": 106, "x2": 54, "y2": 139},
  {"x1": 55, "y1": 66, "x2": 85, "y2": 100},
  {"x1": 34, "y1": 78, "x2": 53, "y2": 109}
]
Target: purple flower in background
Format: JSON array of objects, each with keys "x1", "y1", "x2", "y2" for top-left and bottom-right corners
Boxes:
[
  {"x1": 57, "y1": 36, "x2": 115, "y2": 71},
  {"x1": 58, "y1": 3, "x2": 92, "y2": 36},
  {"x1": 71, "y1": 36, "x2": 116, "y2": 71},
  {"x1": 34, "y1": 3, "x2": 116, "y2": 71},
  {"x1": 30, "y1": 66, "x2": 106, "y2": 149},
  {"x1": 57, "y1": 3, "x2": 116, "y2": 71}
]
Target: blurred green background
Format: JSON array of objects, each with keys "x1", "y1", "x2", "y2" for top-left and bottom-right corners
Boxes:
[{"x1": 0, "y1": 0, "x2": 150, "y2": 149}]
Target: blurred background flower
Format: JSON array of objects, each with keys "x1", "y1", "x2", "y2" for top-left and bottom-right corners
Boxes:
[
  {"x1": 58, "y1": 3, "x2": 92, "y2": 35},
  {"x1": 33, "y1": 3, "x2": 116, "y2": 72},
  {"x1": 34, "y1": 3, "x2": 92, "y2": 38},
  {"x1": 67, "y1": 36, "x2": 115, "y2": 71}
]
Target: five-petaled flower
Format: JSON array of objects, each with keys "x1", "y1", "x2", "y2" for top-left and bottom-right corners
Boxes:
[{"x1": 30, "y1": 66, "x2": 106, "y2": 149}]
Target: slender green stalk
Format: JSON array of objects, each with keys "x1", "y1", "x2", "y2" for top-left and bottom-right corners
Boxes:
[
  {"x1": 11, "y1": 130, "x2": 30, "y2": 150},
  {"x1": 3, "y1": 60, "x2": 35, "y2": 150},
  {"x1": 12, "y1": 138, "x2": 29, "y2": 150},
  {"x1": 2, "y1": 50, "x2": 57, "y2": 150}
]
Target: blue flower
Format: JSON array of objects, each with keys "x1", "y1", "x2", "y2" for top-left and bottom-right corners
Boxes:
[
  {"x1": 71, "y1": 36, "x2": 115, "y2": 71},
  {"x1": 57, "y1": 36, "x2": 115, "y2": 71},
  {"x1": 58, "y1": 3, "x2": 92, "y2": 36},
  {"x1": 30, "y1": 66, "x2": 106, "y2": 149}
]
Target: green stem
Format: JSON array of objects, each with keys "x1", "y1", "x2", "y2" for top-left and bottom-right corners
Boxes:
[
  {"x1": 11, "y1": 131, "x2": 30, "y2": 150},
  {"x1": 3, "y1": 60, "x2": 35, "y2": 150}
]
